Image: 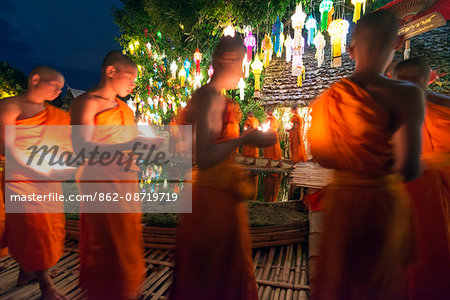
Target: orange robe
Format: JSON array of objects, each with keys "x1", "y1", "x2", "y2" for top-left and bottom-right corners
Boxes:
[
  {"x1": 241, "y1": 116, "x2": 259, "y2": 158},
  {"x1": 264, "y1": 173, "x2": 281, "y2": 202},
  {"x1": 289, "y1": 114, "x2": 307, "y2": 163},
  {"x1": 308, "y1": 78, "x2": 413, "y2": 300},
  {"x1": 3, "y1": 104, "x2": 69, "y2": 271},
  {"x1": 404, "y1": 101, "x2": 450, "y2": 300},
  {"x1": 263, "y1": 115, "x2": 282, "y2": 160},
  {"x1": 76, "y1": 98, "x2": 145, "y2": 299},
  {"x1": 171, "y1": 99, "x2": 258, "y2": 300}
]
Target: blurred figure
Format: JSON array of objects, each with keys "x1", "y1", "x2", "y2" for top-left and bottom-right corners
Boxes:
[
  {"x1": 263, "y1": 107, "x2": 283, "y2": 167},
  {"x1": 287, "y1": 104, "x2": 307, "y2": 163},
  {"x1": 71, "y1": 51, "x2": 163, "y2": 300},
  {"x1": 0, "y1": 66, "x2": 71, "y2": 300},
  {"x1": 263, "y1": 173, "x2": 282, "y2": 202},
  {"x1": 394, "y1": 57, "x2": 450, "y2": 300},
  {"x1": 170, "y1": 36, "x2": 276, "y2": 300},
  {"x1": 242, "y1": 111, "x2": 260, "y2": 165},
  {"x1": 308, "y1": 10, "x2": 425, "y2": 300}
]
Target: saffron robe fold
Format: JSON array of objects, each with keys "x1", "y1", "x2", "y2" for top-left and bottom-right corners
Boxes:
[
  {"x1": 76, "y1": 98, "x2": 145, "y2": 300},
  {"x1": 170, "y1": 99, "x2": 258, "y2": 300},
  {"x1": 4, "y1": 104, "x2": 69, "y2": 271},
  {"x1": 289, "y1": 114, "x2": 307, "y2": 163},
  {"x1": 308, "y1": 78, "x2": 413, "y2": 300},
  {"x1": 242, "y1": 116, "x2": 260, "y2": 158},
  {"x1": 263, "y1": 115, "x2": 282, "y2": 161},
  {"x1": 404, "y1": 100, "x2": 450, "y2": 300}
]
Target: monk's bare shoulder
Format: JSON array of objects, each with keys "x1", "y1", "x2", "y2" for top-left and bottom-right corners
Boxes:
[
  {"x1": 189, "y1": 85, "x2": 224, "y2": 121},
  {"x1": 0, "y1": 96, "x2": 23, "y2": 122},
  {"x1": 70, "y1": 92, "x2": 101, "y2": 125},
  {"x1": 427, "y1": 91, "x2": 450, "y2": 109}
]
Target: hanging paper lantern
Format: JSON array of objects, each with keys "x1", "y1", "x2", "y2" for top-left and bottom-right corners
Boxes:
[
  {"x1": 251, "y1": 55, "x2": 264, "y2": 93},
  {"x1": 244, "y1": 31, "x2": 256, "y2": 62},
  {"x1": 313, "y1": 32, "x2": 326, "y2": 67},
  {"x1": 183, "y1": 59, "x2": 191, "y2": 80},
  {"x1": 170, "y1": 61, "x2": 178, "y2": 79},
  {"x1": 261, "y1": 34, "x2": 273, "y2": 68},
  {"x1": 272, "y1": 17, "x2": 284, "y2": 56},
  {"x1": 305, "y1": 16, "x2": 317, "y2": 47},
  {"x1": 291, "y1": 4, "x2": 306, "y2": 84},
  {"x1": 277, "y1": 33, "x2": 285, "y2": 58},
  {"x1": 223, "y1": 24, "x2": 235, "y2": 37},
  {"x1": 128, "y1": 42, "x2": 135, "y2": 55},
  {"x1": 291, "y1": 4, "x2": 307, "y2": 32},
  {"x1": 284, "y1": 35, "x2": 293, "y2": 62},
  {"x1": 352, "y1": 0, "x2": 366, "y2": 23},
  {"x1": 238, "y1": 78, "x2": 245, "y2": 100},
  {"x1": 319, "y1": 0, "x2": 334, "y2": 31},
  {"x1": 207, "y1": 65, "x2": 214, "y2": 83},
  {"x1": 327, "y1": 19, "x2": 347, "y2": 67},
  {"x1": 193, "y1": 48, "x2": 202, "y2": 75},
  {"x1": 178, "y1": 68, "x2": 186, "y2": 86},
  {"x1": 340, "y1": 20, "x2": 350, "y2": 54},
  {"x1": 194, "y1": 73, "x2": 202, "y2": 90},
  {"x1": 242, "y1": 54, "x2": 250, "y2": 78}
]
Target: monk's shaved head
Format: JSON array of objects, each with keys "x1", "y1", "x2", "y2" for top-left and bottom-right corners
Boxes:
[
  {"x1": 102, "y1": 50, "x2": 137, "y2": 71},
  {"x1": 29, "y1": 66, "x2": 64, "y2": 82},
  {"x1": 394, "y1": 57, "x2": 430, "y2": 89},
  {"x1": 212, "y1": 36, "x2": 245, "y2": 70},
  {"x1": 352, "y1": 10, "x2": 399, "y2": 50},
  {"x1": 266, "y1": 107, "x2": 274, "y2": 113}
]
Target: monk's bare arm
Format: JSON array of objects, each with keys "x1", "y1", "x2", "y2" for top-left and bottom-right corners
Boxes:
[
  {"x1": 393, "y1": 86, "x2": 425, "y2": 181},
  {"x1": 70, "y1": 95, "x2": 139, "y2": 153}
]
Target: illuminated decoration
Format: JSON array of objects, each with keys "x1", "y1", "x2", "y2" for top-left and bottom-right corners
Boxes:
[
  {"x1": 262, "y1": 34, "x2": 273, "y2": 67},
  {"x1": 194, "y1": 73, "x2": 203, "y2": 90},
  {"x1": 272, "y1": 17, "x2": 284, "y2": 56},
  {"x1": 305, "y1": 16, "x2": 317, "y2": 46},
  {"x1": 284, "y1": 34, "x2": 293, "y2": 62},
  {"x1": 251, "y1": 55, "x2": 264, "y2": 94},
  {"x1": 297, "y1": 66, "x2": 306, "y2": 87},
  {"x1": 277, "y1": 33, "x2": 285, "y2": 58},
  {"x1": 129, "y1": 41, "x2": 135, "y2": 54},
  {"x1": 313, "y1": 32, "x2": 326, "y2": 67},
  {"x1": 170, "y1": 61, "x2": 178, "y2": 79},
  {"x1": 244, "y1": 31, "x2": 256, "y2": 62},
  {"x1": 242, "y1": 54, "x2": 251, "y2": 78},
  {"x1": 261, "y1": 121, "x2": 270, "y2": 132},
  {"x1": 291, "y1": 3, "x2": 306, "y2": 85},
  {"x1": 183, "y1": 59, "x2": 191, "y2": 80},
  {"x1": 127, "y1": 99, "x2": 136, "y2": 113},
  {"x1": 223, "y1": 24, "x2": 235, "y2": 37},
  {"x1": 352, "y1": 0, "x2": 366, "y2": 23},
  {"x1": 193, "y1": 48, "x2": 202, "y2": 75},
  {"x1": 146, "y1": 42, "x2": 151, "y2": 51},
  {"x1": 327, "y1": 19, "x2": 347, "y2": 67},
  {"x1": 178, "y1": 68, "x2": 186, "y2": 86},
  {"x1": 319, "y1": 0, "x2": 334, "y2": 31},
  {"x1": 238, "y1": 78, "x2": 245, "y2": 100},
  {"x1": 340, "y1": 20, "x2": 350, "y2": 54}
]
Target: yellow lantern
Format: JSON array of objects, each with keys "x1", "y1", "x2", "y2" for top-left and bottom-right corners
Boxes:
[
  {"x1": 261, "y1": 34, "x2": 273, "y2": 68},
  {"x1": 327, "y1": 19, "x2": 347, "y2": 67},
  {"x1": 352, "y1": 0, "x2": 366, "y2": 23},
  {"x1": 178, "y1": 68, "x2": 186, "y2": 86},
  {"x1": 251, "y1": 55, "x2": 263, "y2": 93}
]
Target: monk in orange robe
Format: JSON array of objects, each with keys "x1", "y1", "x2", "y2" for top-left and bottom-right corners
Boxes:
[
  {"x1": 287, "y1": 105, "x2": 307, "y2": 163},
  {"x1": 394, "y1": 57, "x2": 450, "y2": 299},
  {"x1": 308, "y1": 11, "x2": 425, "y2": 300},
  {"x1": 70, "y1": 51, "x2": 163, "y2": 300},
  {"x1": 263, "y1": 107, "x2": 283, "y2": 167},
  {"x1": 0, "y1": 66, "x2": 72, "y2": 300},
  {"x1": 170, "y1": 36, "x2": 276, "y2": 300},
  {"x1": 242, "y1": 111, "x2": 260, "y2": 165}
]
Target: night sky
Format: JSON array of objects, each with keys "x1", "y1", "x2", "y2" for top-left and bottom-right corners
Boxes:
[{"x1": 0, "y1": 0, "x2": 123, "y2": 91}]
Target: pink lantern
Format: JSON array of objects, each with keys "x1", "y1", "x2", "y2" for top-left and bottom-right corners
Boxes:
[{"x1": 244, "y1": 31, "x2": 256, "y2": 62}]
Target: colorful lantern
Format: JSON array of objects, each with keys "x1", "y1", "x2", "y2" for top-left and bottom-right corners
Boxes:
[
  {"x1": 327, "y1": 19, "x2": 347, "y2": 67},
  {"x1": 238, "y1": 78, "x2": 245, "y2": 100},
  {"x1": 313, "y1": 32, "x2": 326, "y2": 67},
  {"x1": 340, "y1": 20, "x2": 350, "y2": 54},
  {"x1": 170, "y1": 61, "x2": 178, "y2": 79},
  {"x1": 352, "y1": 0, "x2": 366, "y2": 23},
  {"x1": 277, "y1": 33, "x2": 285, "y2": 58},
  {"x1": 291, "y1": 4, "x2": 306, "y2": 84},
  {"x1": 244, "y1": 31, "x2": 256, "y2": 62},
  {"x1": 194, "y1": 73, "x2": 202, "y2": 90},
  {"x1": 272, "y1": 17, "x2": 284, "y2": 56},
  {"x1": 305, "y1": 16, "x2": 317, "y2": 46},
  {"x1": 183, "y1": 59, "x2": 191, "y2": 80},
  {"x1": 251, "y1": 55, "x2": 264, "y2": 93},
  {"x1": 262, "y1": 34, "x2": 273, "y2": 67},
  {"x1": 223, "y1": 24, "x2": 235, "y2": 37},
  {"x1": 193, "y1": 48, "x2": 202, "y2": 75},
  {"x1": 319, "y1": 0, "x2": 334, "y2": 31},
  {"x1": 207, "y1": 65, "x2": 214, "y2": 82},
  {"x1": 284, "y1": 34, "x2": 293, "y2": 62},
  {"x1": 242, "y1": 54, "x2": 251, "y2": 78},
  {"x1": 178, "y1": 68, "x2": 186, "y2": 86}
]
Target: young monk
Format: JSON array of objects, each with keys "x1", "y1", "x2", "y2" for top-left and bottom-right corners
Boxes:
[
  {"x1": 0, "y1": 66, "x2": 72, "y2": 300},
  {"x1": 70, "y1": 51, "x2": 163, "y2": 300},
  {"x1": 170, "y1": 36, "x2": 276, "y2": 300},
  {"x1": 241, "y1": 111, "x2": 260, "y2": 165},
  {"x1": 308, "y1": 10, "x2": 425, "y2": 300},
  {"x1": 394, "y1": 57, "x2": 450, "y2": 300},
  {"x1": 287, "y1": 104, "x2": 307, "y2": 163},
  {"x1": 263, "y1": 107, "x2": 283, "y2": 167}
]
